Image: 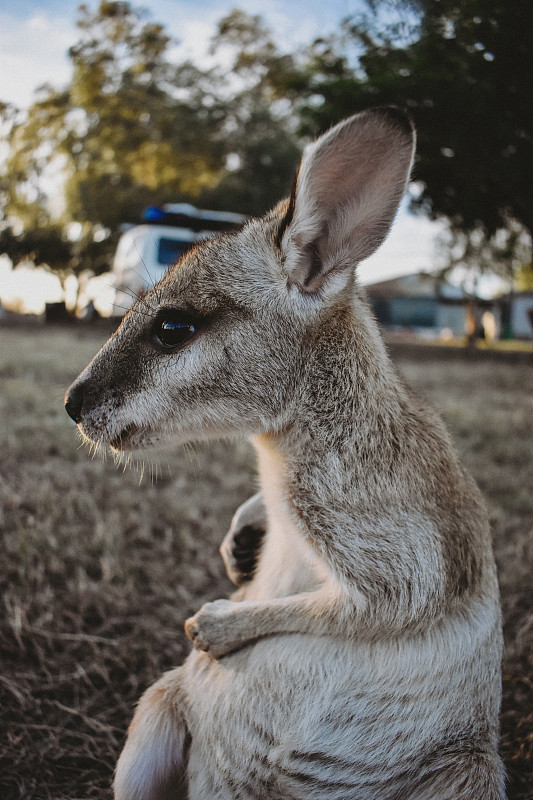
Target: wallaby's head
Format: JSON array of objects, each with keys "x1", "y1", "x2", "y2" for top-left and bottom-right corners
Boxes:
[{"x1": 65, "y1": 107, "x2": 415, "y2": 451}]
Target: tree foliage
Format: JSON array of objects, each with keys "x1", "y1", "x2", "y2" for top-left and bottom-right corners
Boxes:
[
  {"x1": 197, "y1": 9, "x2": 302, "y2": 215},
  {"x1": 0, "y1": 226, "x2": 72, "y2": 275},
  {"x1": 0, "y1": 3, "x2": 301, "y2": 276},
  {"x1": 1, "y1": 0, "x2": 531, "y2": 284},
  {"x1": 296, "y1": 0, "x2": 533, "y2": 279}
]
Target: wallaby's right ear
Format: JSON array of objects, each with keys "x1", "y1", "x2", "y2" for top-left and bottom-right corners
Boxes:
[{"x1": 277, "y1": 107, "x2": 416, "y2": 295}]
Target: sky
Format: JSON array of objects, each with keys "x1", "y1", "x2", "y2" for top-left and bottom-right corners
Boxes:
[
  {"x1": 0, "y1": 0, "x2": 366, "y2": 109},
  {"x1": 0, "y1": 0, "x2": 445, "y2": 312}
]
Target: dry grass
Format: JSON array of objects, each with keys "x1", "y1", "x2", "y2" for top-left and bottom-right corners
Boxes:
[{"x1": 0, "y1": 322, "x2": 531, "y2": 800}]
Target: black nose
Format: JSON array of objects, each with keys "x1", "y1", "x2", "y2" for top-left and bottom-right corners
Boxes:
[{"x1": 65, "y1": 382, "x2": 86, "y2": 424}]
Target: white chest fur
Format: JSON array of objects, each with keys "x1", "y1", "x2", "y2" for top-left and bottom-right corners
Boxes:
[{"x1": 248, "y1": 435, "x2": 334, "y2": 601}]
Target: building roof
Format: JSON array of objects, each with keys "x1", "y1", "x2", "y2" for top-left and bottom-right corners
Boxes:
[{"x1": 365, "y1": 272, "x2": 466, "y2": 301}]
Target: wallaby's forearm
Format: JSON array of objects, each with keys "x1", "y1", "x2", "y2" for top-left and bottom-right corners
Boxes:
[
  {"x1": 290, "y1": 505, "x2": 449, "y2": 633},
  {"x1": 187, "y1": 502, "x2": 452, "y2": 659},
  {"x1": 185, "y1": 568, "x2": 443, "y2": 660}
]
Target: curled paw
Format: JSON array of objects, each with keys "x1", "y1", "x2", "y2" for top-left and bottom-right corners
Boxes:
[
  {"x1": 185, "y1": 599, "x2": 238, "y2": 659},
  {"x1": 220, "y1": 524, "x2": 265, "y2": 586}
]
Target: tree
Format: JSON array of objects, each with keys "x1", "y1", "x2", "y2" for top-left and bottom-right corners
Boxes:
[
  {"x1": 0, "y1": 226, "x2": 73, "y2": 278},
  {"x1": 65, "y1": 2, "x2": 225, "y2": 224},
  {"x1": 514, "y1": 264, "x2": 533, "y2": 292},
  {"x1": 197, "y1": 9, "x2": 303, "y2": 215},
  {"x1": 1, "y1": 4, "x2": 304, "y2": 279},
  {"x1": 1, "y1": 2, "x2": 226, "y2": 278},
  {"x1": 297, "y1": 0, "x2": 533, "y2": 282}
]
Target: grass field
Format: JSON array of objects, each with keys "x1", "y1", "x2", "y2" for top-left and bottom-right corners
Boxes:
[{"x1": 1, "y1": 321, "x2": 532, "y2": 800}]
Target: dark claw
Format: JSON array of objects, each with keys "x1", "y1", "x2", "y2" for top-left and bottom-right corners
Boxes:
[{"x1": 231, "y1": 525, "x2": 265, "y2": 582}]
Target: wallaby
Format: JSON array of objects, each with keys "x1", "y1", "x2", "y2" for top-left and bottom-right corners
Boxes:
[{"x1": 65, "y1": 107, "x2": 505, "y2": 799}]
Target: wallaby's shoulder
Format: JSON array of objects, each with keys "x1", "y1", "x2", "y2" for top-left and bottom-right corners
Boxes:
[{"x1": 381, "y1": 375, "x2": 493, "y2": 604}]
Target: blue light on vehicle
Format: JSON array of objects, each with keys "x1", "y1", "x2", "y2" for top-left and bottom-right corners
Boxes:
[{"x1": 143, "y1": 206, "x2": 166, "y2": 222}]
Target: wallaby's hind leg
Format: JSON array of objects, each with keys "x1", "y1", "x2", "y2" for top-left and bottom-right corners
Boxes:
[
  {"x1": 114, "y1": 669, "x2": 189, "y2": 800},
  {"x1": 220, "y1": 492, "x2": 267, "y2": 586}
]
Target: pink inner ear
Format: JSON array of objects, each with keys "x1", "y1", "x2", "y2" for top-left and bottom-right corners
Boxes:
[
  {"x1": 283, "y1": 110, "x2": 415, "y2": 290},
  {"x1": 310, "y1": 145, "x2": 379, "y2": 211}
]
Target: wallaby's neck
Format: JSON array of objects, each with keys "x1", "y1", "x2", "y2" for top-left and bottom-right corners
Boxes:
[
  {"x1": 253, "y1": 294, "x2": 463, "y2": 518},
  {"x1": 260, "y1": 298, "x2": 409, "y2": 480}
]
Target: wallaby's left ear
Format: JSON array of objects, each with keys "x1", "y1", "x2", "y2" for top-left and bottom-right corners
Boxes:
[{"x1": 278, "y1": 107, "x2": 416, "y2": 294}]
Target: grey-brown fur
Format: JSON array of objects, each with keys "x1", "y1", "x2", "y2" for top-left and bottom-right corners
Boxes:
[{"x1": 65, "y1": 108, "x2": 505, "y2": 799}]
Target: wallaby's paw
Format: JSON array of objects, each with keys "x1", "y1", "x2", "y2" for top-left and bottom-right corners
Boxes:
[
  {"x1": 220, "y1": 524, "x2": 266, "y2": 586},
  {"x1": 185, "y1": 599, "x2": 250, "y2": 658}
]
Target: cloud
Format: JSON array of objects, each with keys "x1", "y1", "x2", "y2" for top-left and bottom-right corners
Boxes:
[
  {"x1": 142, "y1": 0, "x2": 343, "y2": 64},
  {"x1": 0, "y1": 0, "x2": 349, "y2": 110},
  {"x1": 0, "y1": 10, "x2": 75, "y2": 108}
]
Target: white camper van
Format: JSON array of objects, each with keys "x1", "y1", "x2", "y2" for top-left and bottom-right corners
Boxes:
[{"x1": 79, "y1": 204, "x2": 246, "y2": 318}]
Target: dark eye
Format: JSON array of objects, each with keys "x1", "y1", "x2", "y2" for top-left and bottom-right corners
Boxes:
[{"x1": 152, "y1": 312, "x2": 198, "y2": 351}]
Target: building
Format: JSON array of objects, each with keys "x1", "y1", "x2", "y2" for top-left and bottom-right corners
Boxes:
[
  {"x1": 365, "y1": 272, "x2": 474, "y2": 338},
  {"x1": 499, "y1": 291, "x2": 533, "y2": 339}
]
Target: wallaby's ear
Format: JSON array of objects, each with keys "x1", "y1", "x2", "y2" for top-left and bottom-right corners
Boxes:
[{"x1": 278, "y1": 107, "x2": 415, "y2": 294}]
